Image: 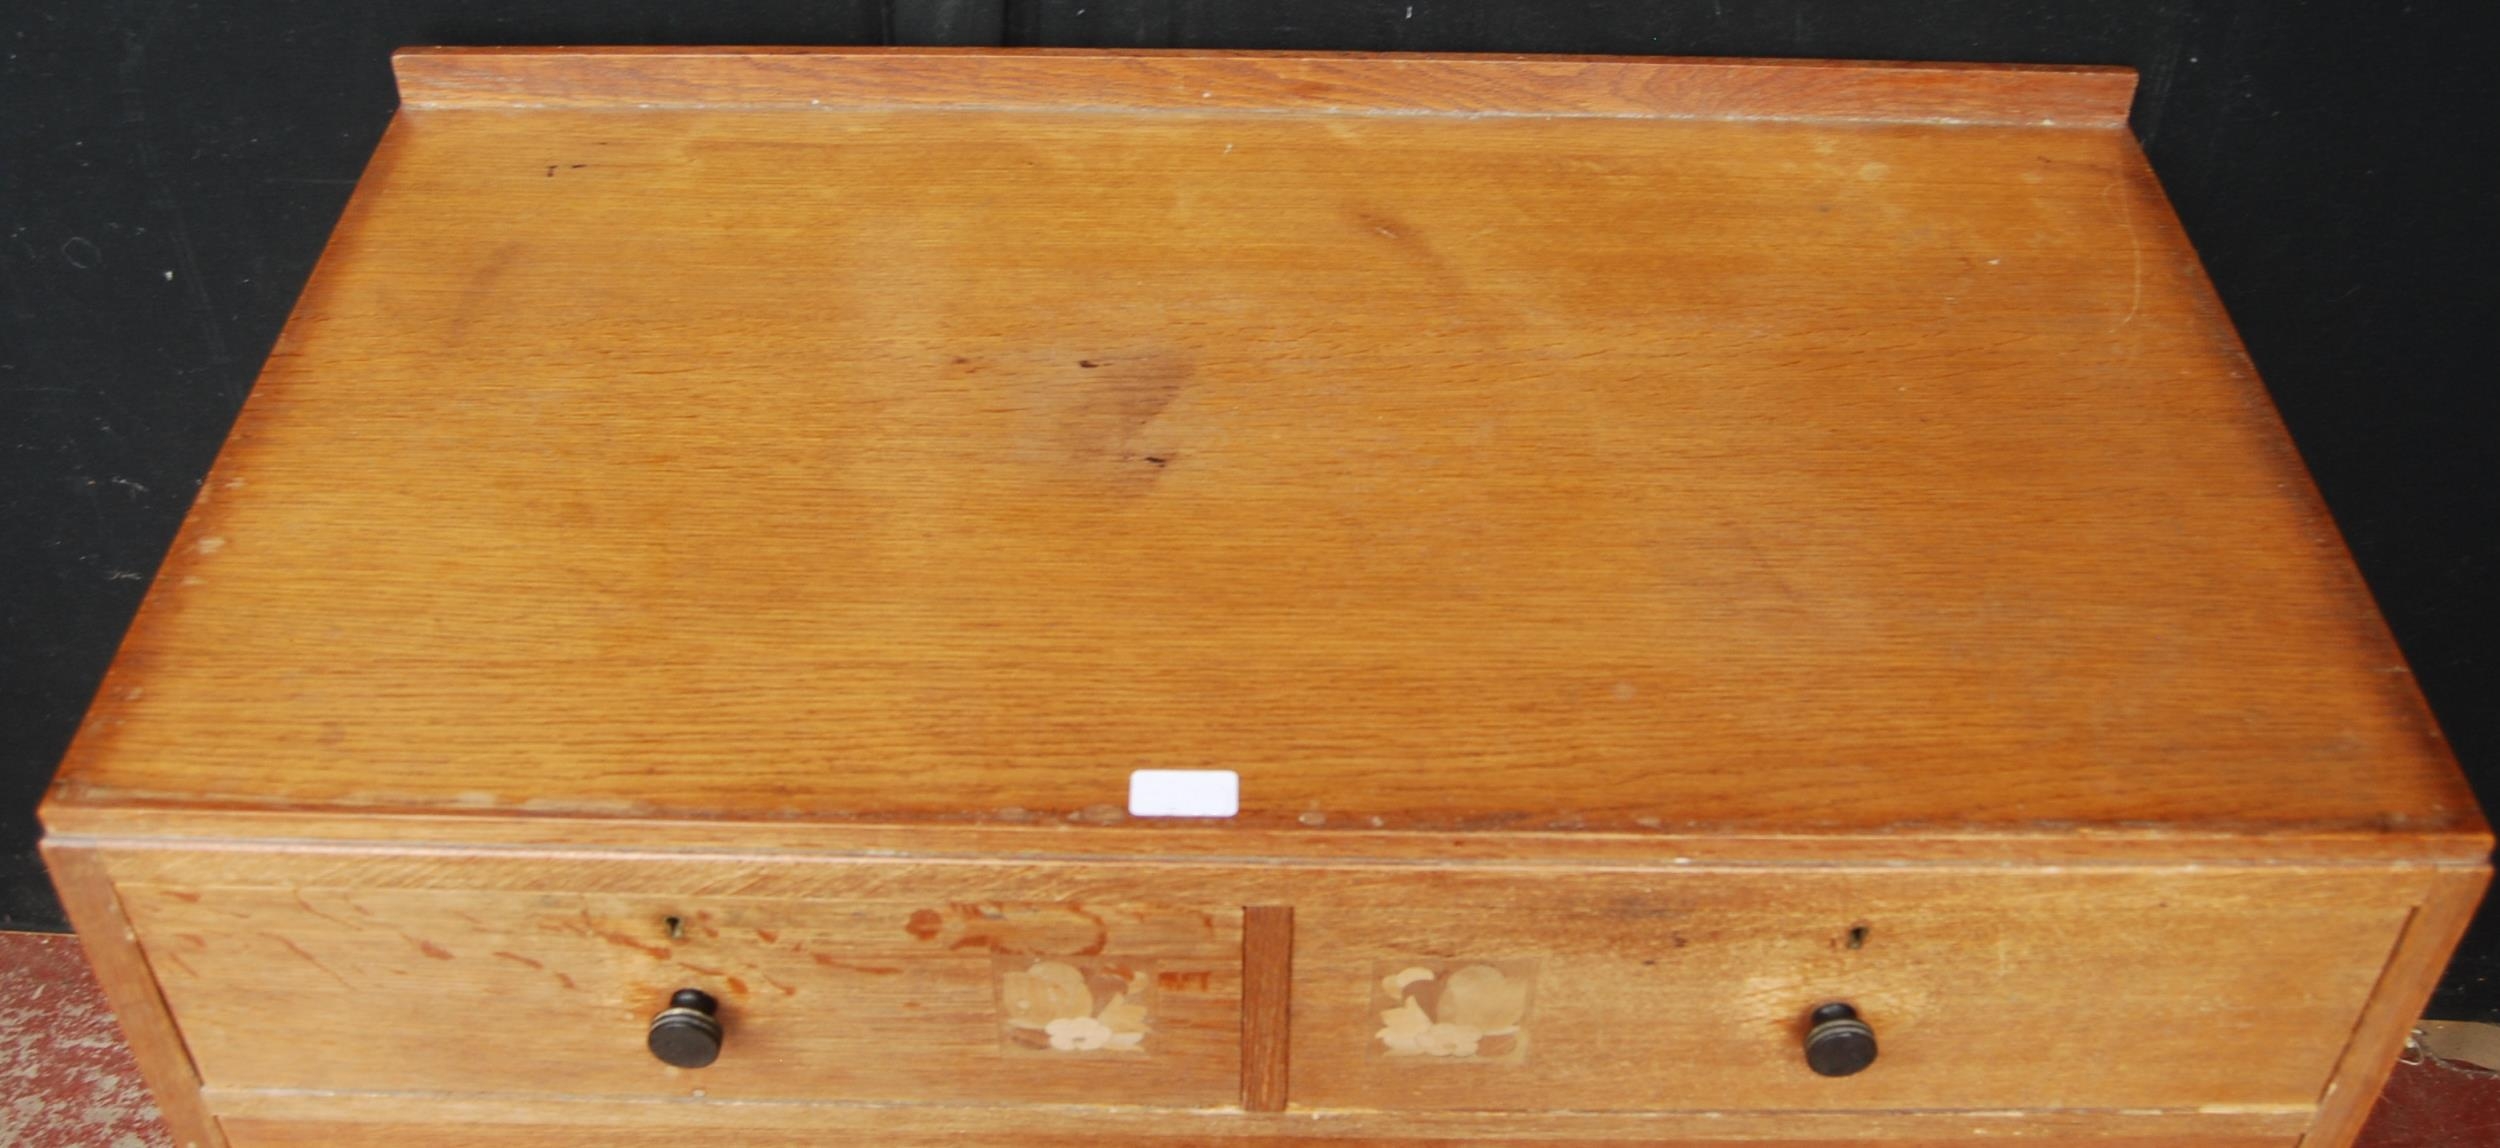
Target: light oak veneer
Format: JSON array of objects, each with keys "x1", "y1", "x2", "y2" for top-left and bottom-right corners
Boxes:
[{"x1": 43, "y1": 48, "x2": 2488, "y2": 1148}]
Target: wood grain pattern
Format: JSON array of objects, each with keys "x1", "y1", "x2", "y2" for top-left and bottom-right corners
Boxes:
[
  {"x1": 1241, "y1": 905, "x2": 1294, "y2": 1111},
  {"x1": 1285, "y1": 867, "x2": 2408, "y2": 1112},
  {"x1": 44, "y1": 806, "x2": 2495, "y2": 865},
  {"x1": 209, "y1": 1090, "x2": 2308, "y2": 1146},
  {"x1": 221, "y1": 1120, "x2": 2297, "y2": 1148},
  {"x1": 40, "y1": 95, "x2": 2487, "y2": 861},
  {"x1": 93, "y1": 845, "x2": 2416, "y2": 1114},
  {"x1": 2298, "y1": 867, "x2": 2492, "y2": 1148},
  {"x1": 33, "y1": 50, "x2": 2491, "y2": 1147},
  {"x1": 117, "y1": 866, "x2": 1242, "y2": 1103},
  {"x1": 41, "y1": 844, "x2": 229, "y2": 1148},
  {"x1": 389, "y1": 47, "x2": 2139, "y2": 127}
]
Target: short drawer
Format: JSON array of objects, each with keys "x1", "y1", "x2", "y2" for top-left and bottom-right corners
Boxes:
[
  {"x1": 115, "y1": 852, "x2": 1244, "y2": 1106},
  {"x1": 1286, "y1": 866, "x2": 2412, "y2": 1113}
]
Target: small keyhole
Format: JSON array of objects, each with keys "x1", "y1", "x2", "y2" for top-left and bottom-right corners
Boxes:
[
  {"x1": 1846, "y1": 924, "x2": 1869, "y2": 950},
  {"x1": 664, "y1": 916, "x2": 684, "y2": 940}
]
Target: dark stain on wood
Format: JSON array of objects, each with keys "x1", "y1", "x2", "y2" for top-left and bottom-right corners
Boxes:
[
  {"x1": 810, "y1": 952, "x2": 903, "y2": 975},
  {"x1": 905, "y1": 908, "x2": 944, "y2": 941},
  {"x1": 583, "y1": 910, "x2": 670, "y2": 960},
  {"x1": 1158, "y1": 969, "x2": 1213, "y2": 993}
]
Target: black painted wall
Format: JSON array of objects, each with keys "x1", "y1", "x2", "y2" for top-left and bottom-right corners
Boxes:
[{"x1": 4, "y1": 1, "x2": 2494, "y2": 1018}]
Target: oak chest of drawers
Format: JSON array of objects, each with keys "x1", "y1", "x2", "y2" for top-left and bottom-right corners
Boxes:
[{"x1": 42, "y1": 48, "x2": 2490, "y2": 1148}]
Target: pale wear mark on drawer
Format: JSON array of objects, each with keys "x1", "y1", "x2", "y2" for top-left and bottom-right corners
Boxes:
[
  {"x1": 996, "y1": 957, "x2": 1154, "y2": 1054},
  {"x1": 1373, "y1": 958, "x2": 1539, "y2": 1063}
]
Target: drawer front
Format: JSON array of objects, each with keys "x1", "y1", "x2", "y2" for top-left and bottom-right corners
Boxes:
[
  {"x1": 1285, "y1": 867, "x2": 2410, "y2": 1113},
  {"x1": 118, "y1": 856, "x2": 1243, "y2": 1105},
  {"x1": 109, "y1": 849, "x2": 2414, "y2": 1118}
]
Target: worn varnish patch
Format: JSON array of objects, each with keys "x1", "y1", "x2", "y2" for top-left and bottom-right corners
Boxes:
[
  {"x1": 997, "y1": 957, "x2": 1155, "y2": 1054},
  {"x1": 1372, "y1": 959, "x2": 1538, "y2": 1063}
]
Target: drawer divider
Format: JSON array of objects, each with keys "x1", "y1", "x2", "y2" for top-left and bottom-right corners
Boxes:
[{"x1": 1241, "y1": 905, "x2": 1295, "y2": 1112}]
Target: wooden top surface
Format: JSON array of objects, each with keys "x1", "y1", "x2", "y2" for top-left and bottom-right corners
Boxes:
[{"x1": 46, "y1": 50, "x2": 2487, "y2": 862}]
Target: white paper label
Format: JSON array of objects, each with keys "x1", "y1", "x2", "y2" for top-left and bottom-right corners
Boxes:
[{"x1": 1127, "y1": 769, "x2": 1240, "y2": 818}]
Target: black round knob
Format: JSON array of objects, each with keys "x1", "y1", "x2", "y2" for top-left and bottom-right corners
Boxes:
[
  {"x1": 1804, "y1": 1002, "x2": 1877, "y2": 1077},
  {"x1": 647, "y1": 988, "x2": 723, "y2": 1069}
]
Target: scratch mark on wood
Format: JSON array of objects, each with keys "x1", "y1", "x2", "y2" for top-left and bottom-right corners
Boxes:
[
  {"x1": 2107, "y1": 179, "x2": 2143, "y2": 330},
  {"x1": 290, "y1": 888, "x2": 366, "y2": 932},
  {"x1": 583, "y1": 909, "x2": 671, "y2": 959},
  {"x1": 811, "y1": 952, "x2": 904, "y2": 975},
  {"x1": 269, "y1": 934, "x2": 352, "y2": 988}
]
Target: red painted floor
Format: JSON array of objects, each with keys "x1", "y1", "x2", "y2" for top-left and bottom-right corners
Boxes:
[
  {"x1": 2358, "y1": 1048, "x2": 2500, "y2": 1148},
  {"x1": 0, "y1": 930, "x2": 2491, "y2": 1146},
  {"x1": 2, "y1": 932, "x2": 172, "y2": 1148}
]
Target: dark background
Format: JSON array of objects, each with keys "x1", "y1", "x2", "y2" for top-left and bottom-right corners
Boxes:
[{"x1": 4, "y1": 1, "x2": 2494, "y2": 1018}]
